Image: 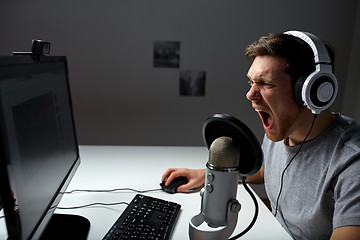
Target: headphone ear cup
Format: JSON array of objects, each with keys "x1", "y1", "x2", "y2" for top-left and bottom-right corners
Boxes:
[
  {"x1": 293, "y1": 75, "x2": 307, "y2": 107},
  {"x1": 307, "y1": 74, "x2": 337, "y2": 109}
]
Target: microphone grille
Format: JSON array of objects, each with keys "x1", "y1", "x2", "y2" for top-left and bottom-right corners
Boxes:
[{"x1": 208, "y1": 136, "x2": 240, "y2": 168}]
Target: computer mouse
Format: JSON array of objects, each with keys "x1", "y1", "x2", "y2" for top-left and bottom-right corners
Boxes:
[{"x1": 160, "y1": 176, "x2": 189, "y2": 194}]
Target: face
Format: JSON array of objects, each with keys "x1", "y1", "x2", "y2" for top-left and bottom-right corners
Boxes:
[{"x1": 246, "y1": 55, "x2": 303, "y2": 142}]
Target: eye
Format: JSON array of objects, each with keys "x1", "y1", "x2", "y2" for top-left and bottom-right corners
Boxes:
[
  {"x1": 248, "y1": 80, "x2": 266, "y2": 87},
  {"x1": 262, "y1": 82, "x2": 275, "y2": 88},
  {"x1": 248, "y1": 80, "x2": 254, "y2": 86},
  {"x1": 248, "y1": 79, "x2": 275, "y2": 89}
]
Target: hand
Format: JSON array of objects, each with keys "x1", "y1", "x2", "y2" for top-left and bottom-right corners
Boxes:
[{"x1": 161, "y1": 168, "x2": 206, "y2": 193}]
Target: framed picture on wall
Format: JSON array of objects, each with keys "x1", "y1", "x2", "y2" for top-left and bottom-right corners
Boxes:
[
  {"x1": 179, "y1": 70, "x2": 206, "y2": 96},
  {"x1": 153, "y1": 41, "x2": 180, "y2": 68}
]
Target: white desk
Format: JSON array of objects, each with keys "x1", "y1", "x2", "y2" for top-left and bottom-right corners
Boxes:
[{"x1": 1, "y1": 145, "x2": 292, "y2": 240}]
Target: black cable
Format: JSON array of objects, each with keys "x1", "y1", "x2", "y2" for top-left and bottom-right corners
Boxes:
[
  {"x1": 228, "y1": 176, "x2": 259, "y2": 240},
  {"x1": 64, "y1": 188, "x2": 161, "y2": 194},
  {"x1": 57, "y1": 201, "x2": 129, "y2": 210},
  {"x1": 274, "y1": 114, "x2": 317, "y2": 217},
  {"x1": 58, "y1": 188, "x2": 161, "y2": 210}
]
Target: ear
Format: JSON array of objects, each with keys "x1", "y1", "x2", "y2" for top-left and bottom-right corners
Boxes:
[{"x1": 293, "y1": 75, "x2": 307, "y2": 107}]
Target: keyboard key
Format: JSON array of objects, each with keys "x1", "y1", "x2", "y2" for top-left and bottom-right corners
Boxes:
[{"x1": 102, "y1": 194, "x2": 181, "y2": 240}]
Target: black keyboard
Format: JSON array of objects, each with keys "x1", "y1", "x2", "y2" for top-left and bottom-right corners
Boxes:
[{"x1": 102, "y1": 194, "x2": 181, "y2": 240}]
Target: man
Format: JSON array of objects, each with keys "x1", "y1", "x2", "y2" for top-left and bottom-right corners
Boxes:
[{"x1": 161, "y1": 31, "x2": 360, "y2": 239}]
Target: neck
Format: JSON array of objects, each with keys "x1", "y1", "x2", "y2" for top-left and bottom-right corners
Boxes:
[{"x1": 285, "y1": 109, "x2": 336, "y2": 146}]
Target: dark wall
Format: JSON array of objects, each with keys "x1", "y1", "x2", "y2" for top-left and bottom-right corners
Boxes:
[{"x1": 0, "y1": 0, "x2": 358, "y2": 146}]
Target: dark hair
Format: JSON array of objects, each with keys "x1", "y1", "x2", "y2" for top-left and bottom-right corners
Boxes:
[{"x1": 245, "y1": 33, "x2": 335, "y2": 83}]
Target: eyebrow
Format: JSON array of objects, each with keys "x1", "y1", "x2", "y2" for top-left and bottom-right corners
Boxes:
[{"x1": 247, "y1": 74, "x2": 269, "y2": 82}]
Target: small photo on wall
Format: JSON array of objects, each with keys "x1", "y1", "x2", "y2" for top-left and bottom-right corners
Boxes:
[
  {"x1": 180, "y1": 70, "x2": 206, "y2": 96},
  {"x1": 153, "y1": 41, "x2": 180, "y2": 68}
]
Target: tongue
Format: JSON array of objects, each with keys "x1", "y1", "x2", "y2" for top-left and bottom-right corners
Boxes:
[
  {"x1": 260, "y1": 111, "x2": 273, "y2": 128},
  {"x1": 266, "y1": 114, "x2": 273, "y2": 128}
]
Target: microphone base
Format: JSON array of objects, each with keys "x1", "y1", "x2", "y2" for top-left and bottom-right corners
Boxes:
[{"x1": 189, "y1": 199, "x2": 240, "y2": 240}]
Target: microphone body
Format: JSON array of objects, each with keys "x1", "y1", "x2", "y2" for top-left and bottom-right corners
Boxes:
[
  {"x1": 189, "y1": 136, "x2": 241, "y2": 240},
  {"x1": 202, "y1": 163, "x2": 239, "y2": 227}
]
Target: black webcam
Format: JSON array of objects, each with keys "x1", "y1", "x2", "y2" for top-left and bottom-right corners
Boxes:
[{"x1": 12, "y1": 39, "x2": 51, "y2": 56}]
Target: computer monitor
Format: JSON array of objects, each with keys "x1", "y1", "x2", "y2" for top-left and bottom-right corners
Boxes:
[{"x1": 0, "y1": 55, "x2": 89, "y2": 239}]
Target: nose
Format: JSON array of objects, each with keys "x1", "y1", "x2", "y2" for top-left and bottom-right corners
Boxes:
[{"x1": 246, "y1": 85, "x2": 260, "y2": 101}]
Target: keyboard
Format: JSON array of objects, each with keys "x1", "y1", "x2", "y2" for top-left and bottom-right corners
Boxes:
[{"x1": 102, "y1": 194, "x2": 181, "y2": 240}]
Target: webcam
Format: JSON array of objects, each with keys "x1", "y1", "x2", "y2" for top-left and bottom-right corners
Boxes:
[{"x1": 12, "y1": 39, "x2": 51, "y2": 56}]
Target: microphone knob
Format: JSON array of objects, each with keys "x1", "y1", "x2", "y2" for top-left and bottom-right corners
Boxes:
[
  {"x1": 207, "y1": 173, "x2": 215, "y2": 182},
  {"x1": 200, "y1": 188, "x2": 205, "y2": 197},
  {"x1": 230, "y1": 200, "x2": 241, "y2": 213},
  {"x1": 206, "y1": 184, "x2": 214, "y2": 193}
]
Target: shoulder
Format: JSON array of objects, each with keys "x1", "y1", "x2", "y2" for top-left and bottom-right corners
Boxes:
[{"x1": 331, "y1": 114, "x2": 360, "y2": 159}]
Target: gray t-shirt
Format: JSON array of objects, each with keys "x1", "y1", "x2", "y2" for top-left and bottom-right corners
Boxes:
[{"x1": 262, "y1": 114, "x2": 360, "y2": 240}]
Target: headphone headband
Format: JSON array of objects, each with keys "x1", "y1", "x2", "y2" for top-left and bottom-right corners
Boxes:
[{"x1": 284, "y1": 31, "x2": 331, "y2": 64}]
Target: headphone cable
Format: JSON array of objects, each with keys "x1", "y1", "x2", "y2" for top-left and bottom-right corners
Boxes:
[{"x1": 274, "y1": 114, "x2": 317, "y2": 217}]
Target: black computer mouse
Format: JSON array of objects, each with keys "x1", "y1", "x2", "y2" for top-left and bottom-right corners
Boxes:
[{"x1": 160, "y1": 176, "x2": 189, "y2": 194}]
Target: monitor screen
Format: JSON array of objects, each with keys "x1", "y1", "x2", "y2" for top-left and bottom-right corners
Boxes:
[{"x1": 0, "y1": 55, "x2": 82, "y2": 239}]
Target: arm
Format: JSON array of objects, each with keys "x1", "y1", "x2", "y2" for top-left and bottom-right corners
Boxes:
[
  {"x1": 243, "y1": 165, "x2": 265, "y2": 184},
  {"x1": 161, "y1": 165, "x2": 264, "y2": 193},
  {"x1": 241, "y1": 166, "x2": 272, "y2": 210},
  {"x1": 330, "y1": 226, "x2": 360, "y2": 240},
  {"x1": 161, "y1": 168, "x2": 206, "y2": 193}
]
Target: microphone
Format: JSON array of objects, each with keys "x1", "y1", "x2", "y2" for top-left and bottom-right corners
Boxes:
[
  {"x1": 203, "y1": 136, "x2": 240, "y2": 227},
  {"x1": 189, "y1": 136, "x2": 241, "y2": 239},
  {"x1": 189, "y1": 113, "x2": 263, "y2": 240}
]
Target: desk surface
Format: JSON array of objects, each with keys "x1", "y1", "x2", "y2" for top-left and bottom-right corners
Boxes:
[{"x1": 1, "y1": 145, "x2": 291, "y2": 240}]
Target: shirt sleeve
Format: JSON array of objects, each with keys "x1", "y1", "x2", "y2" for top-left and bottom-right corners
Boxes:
[{"x1": 332, "y1": 156, "x2": 360, "y2": 229}]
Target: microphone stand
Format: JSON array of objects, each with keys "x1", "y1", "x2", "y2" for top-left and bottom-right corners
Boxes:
[
  {"x1": 189, "y1": 194, "x2": 240, "y2": 240},
  {"x1": 189, "y1": 169, "x2": 241, "y2": 240}
]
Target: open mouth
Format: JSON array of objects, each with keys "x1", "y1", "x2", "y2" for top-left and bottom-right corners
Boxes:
[{"x1": 257, "y1": 110, "x2": 273, "y2": 129}]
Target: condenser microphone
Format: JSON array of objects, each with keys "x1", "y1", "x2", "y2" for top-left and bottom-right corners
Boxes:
[
  {"x1": 189, "y1": 113, "x2": 263, "y2": 240},
  {"x1": 203, "y1": 136, "x2": 240, "y2": 227},
  {"x1": 189, "y1": 136, "x2": 242, "y2": 240}
]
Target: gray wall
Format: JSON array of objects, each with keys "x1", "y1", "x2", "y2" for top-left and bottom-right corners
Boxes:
[{"x1": 1, "y1": 0, "x2": 359, "y2": 146}]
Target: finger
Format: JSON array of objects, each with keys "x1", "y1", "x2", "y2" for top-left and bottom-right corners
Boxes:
[
  {"x1": 176, "y1": 183, "x2": 191, "y2": 193},
  {"x1": 177, "y1": 178, "x2": 200, "y2": 193},
  {"x1": 165, "y1": 170, "x2": 184, "y2": 186},
  {"x1": 161, "y1": 168, "x2": 177, "y2": 182}
]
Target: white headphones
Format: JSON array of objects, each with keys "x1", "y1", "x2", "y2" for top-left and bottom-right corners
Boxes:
[{"x1": 284, "y1": 30, "x2": 338, "y2": 114}]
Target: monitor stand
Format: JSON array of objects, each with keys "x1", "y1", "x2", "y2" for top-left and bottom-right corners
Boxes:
[{"x1": 40, "y1": 213, "x2": 90, "y2": 240}]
